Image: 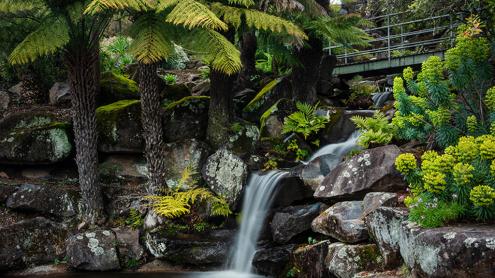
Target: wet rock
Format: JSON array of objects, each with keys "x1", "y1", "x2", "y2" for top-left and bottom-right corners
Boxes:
[
  {"x1": 202, "y1": 148, "x2": 248, "y2": 208},
  {"x1": 312, "y1": 201, "x2": 368, "y2": 243},
  {"x1": 325, "y1": 243, "x2": 384, "y2": 278},
  {"x1": 271, "y1": 175, "x2": 314, "y2": 208},
  {"x1": 96, "y1": 100, "x2": 143, "y2": 153},
  {"x1": 321, "y1": 109, "x2": 374, "y2": 145},
  {"x1": 14, "y1": 264, "x2": 69, "y2": 276},
  {"x1": 0, "y1": 112, "x2": 72, "y2": 164},
  {"x1": 292, "y1": 240, "x2": 331, "y2": 278},
  {"x1": 362, "y1": 192, "x2": 398, "y2": 217},
  {"x1": 6, "y1": 183, "x2": 78, "y2": 219},
  {"x1": 365, "y1": 207, "x2": 409, "y2": 269},
  {"x1": 99, "y1": 154, "x2": 148, "y2": 182},
  {"x1": 49, "y1": 82, "x2": 71, "y2": 106},
  {"x1": 0, "y1": 217, "x2": 68, "y2": 271},
  {"x1": 163, "y1": 139, "x2": 210, "y2": 190},
  {"x1": 99, "y1": 72, "x2": 140, "y2": 105},
  {"x1": 163, "y1": 96, "x2": 209, "y2": 142},
  {"x1": 252, "y1": 244, "x2": 295, "y2": 277},
  {"x1": 271, "y1": 203, "x2": 327, "y2": 244},
  {"x1": 398, "y1": 222, "x2": 495, "y2": 278},
  {"x1": 112, "y1": 227, "x2": 144, "y2": 261},
  {"x1": 66, "y1": 229, "x2": 120, "y2": 271},
  {"x1": 136, "y1": 260, "x2": 187, "y2": 273},
  {"x1": 314, "y1": 145, "x2": 405, "y2": 200},
  {"x1": 8, "y1": 82, "x2": 23, "y2": 95}
]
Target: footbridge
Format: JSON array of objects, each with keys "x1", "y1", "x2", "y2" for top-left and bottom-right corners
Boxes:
[{"x1": 329, "y1": 12, "x2": 462, "y2": 77}]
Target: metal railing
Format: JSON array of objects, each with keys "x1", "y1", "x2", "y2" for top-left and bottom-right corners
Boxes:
[{"x1": 327, "y1": 12, "x2": 462, "y2": 66}]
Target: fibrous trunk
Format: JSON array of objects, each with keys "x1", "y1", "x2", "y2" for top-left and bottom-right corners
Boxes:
[
  {"x1": 207, "y1": 69, "x2": 235, "y2": 148},
  {"x1": 66, "y1": 45, "x2": 103, "y2": 225},
  {"x1": 138, "y1": 62, "x2": 167, "y2": 193},
  {"x1": 237, "y1": 31, "x2": 257, "y2": 89},
  {"x1": 291, "y1": 36, "x2": 324, "y2": 104}
]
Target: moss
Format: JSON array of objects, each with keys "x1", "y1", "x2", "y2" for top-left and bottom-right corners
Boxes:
[
  {"x1": 101, "y1": 72, "x2": 139, "y2": 96},
  {"x1": 162, "y1": 95, "x2": 210, "y2": 112},
  {"x1": 96, "y1": 100, "x2": 140, "y2": 143}
]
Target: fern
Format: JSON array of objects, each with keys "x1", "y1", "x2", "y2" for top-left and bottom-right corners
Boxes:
[
  {"x1": 244, "y1": 78, "x2": 282, "y2": 112},
  {"x1": 165, "y1": 0, "x2": 228, "y2": 31},
  {"x1": 351, "y1": 112, "x2": 396, "y2": 148},
  {"x1": 0, "y1": 0, "x2": 46, "y2": 13},
  {"x1": 282, "y1": 102, "x2": 330, "y2": 139},
  {"x1": 84, "y1": 0, "x2": 150, "y2": 14}
]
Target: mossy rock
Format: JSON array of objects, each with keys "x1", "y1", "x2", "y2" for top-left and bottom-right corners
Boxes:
[
  {"x1": 162, "y1": 96, "x2": 209, "y2": 142},
  {"x1": 0, "y1": 111, "x2": 72, "y2": 165},
  {"x1": 160, "y1": 83, "x2": 191, "y2": 102},
  {"x1": 96, "y1": 100, "x2": 143, "y2": 153},
  {"x1": 99, "y1": 72, "x2": 140, "y2": 105},
  {"x1": 227, "y1": 120, "x2": 260, "y2": 157}
]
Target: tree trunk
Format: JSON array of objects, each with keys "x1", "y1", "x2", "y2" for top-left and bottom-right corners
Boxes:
[
  {"x1": 237, "y1": 31, "x2": 257, "y2": 88},
  {"x1": 66, "y1": 45, "x2": 103, "y2": 225},
  {"x1": 138, "y1": 62, "x2": 167, "y2": 193},
  {"x1": 317, "y1": 54, "x2": 337, "y2": 96},
  {"x1": 207, "y1": 69, "x2": 236, "y2": 148},
  {"x1": 291, "y1": 36, "x2": 324, "y2": 104}
]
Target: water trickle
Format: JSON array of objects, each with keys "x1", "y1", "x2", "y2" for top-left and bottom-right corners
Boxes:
[{"x1": 306, "y1": 131, "x2": 360, "y2": 163}]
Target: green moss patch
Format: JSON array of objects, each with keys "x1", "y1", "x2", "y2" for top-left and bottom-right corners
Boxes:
[{"x1": 163, "y1": 96, "x2": 210, "y2": 112}]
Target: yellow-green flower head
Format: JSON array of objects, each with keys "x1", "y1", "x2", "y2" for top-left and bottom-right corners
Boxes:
[
  {"x1": 420, "y1": 56, "x2": 444, "y2": 83},
  {"x1": 423, "y1": 171, "x2": 447, "y2": 194},
  {"x1": 452, "y1": 162, "x2": 474, "y2": 186},
  {"x1": 479, "y1": 135, "x2": 495, "y2": 160},
  {"x1": 456, "y1": 136, "x2": 478, "y2": 162},
  {"x1": 490, "y1": 160, "x2": 495, "y2": 175},
  {"x1": 490, "y1": 122, "x2": 495, "y2": 135},
  {"x1": 466, "y1": 115, "x2": 478, "y2": 133},
  {"x1": 427, "y1": 108, "x2": 451, "y2": 127},
  {"x1": 421, "y1": 150, "x2": 439, "y2": 163},
  {"x1": 395, "y1": 153, "x2": 417, "y2": 174},
  {"x1": 409, "y1": 96, "x2": 428, "y2": 109},
  {"x1": 436, "y1": 154, "x2": 456, "y2": 172},
  {"x1": 485, "y1": 87, "x2": 495, "y2": 112},
  {"x1": 470, "y1": 185, "x2": 495, "y2": 207},
  {"x1": 444, "y1": 145, "x2": 458, "y2": 160},
  {"x1": 393, "y1": 77, "x2": 405, "y2": 98},
  {"x1": 403, "y1": 67, "x2": 414, "y2": 82}
]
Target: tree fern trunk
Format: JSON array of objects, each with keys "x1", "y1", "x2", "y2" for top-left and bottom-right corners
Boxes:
[
  {"x1": 237, "y1": 31, "x2": 257, "y2": 88},
  {"x1": 66, "y1": 45, "x2": 103, "y2": 225},
  {"x1": 317, "y1": 54, "x2": 337, "y2": 96},
  {"x1": 291, "y1": 36, "x2": 324, "y2": 104},
  {"x1": 138, "y1": 62, "x2": 167, "y2": 193},
  {"x1": 207, "y1": 69, "x2": 235, "y2": 149}
]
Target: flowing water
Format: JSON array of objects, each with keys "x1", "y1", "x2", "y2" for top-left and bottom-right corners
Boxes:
[{"x1": 306, "y1": 131, "x2": 360, "y2": 163}]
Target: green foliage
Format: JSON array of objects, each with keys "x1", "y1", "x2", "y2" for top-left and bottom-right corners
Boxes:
[
  {"x1": 244, "y1": 78, "x2": 282, "y2": 113},
  {"x1": 287, "y1": 139, "x2": 309, "y2": 162},
  {"x1": 282, "y1": 102, "x2": 330, "y2": 140},
  {"x1": 162, "y1": 73, "x2": 177, "y2": 85},
  {"x1": 262, "y1": 158, "x2": 278, "y2": 171},
  {"x1": 408, "y1": 195, "x2": 465, "y2": 228},
  {"x1": 100, "y1": 36, "x2": 134, "y2": 74},
  {"x1": 351, "y1": 111, "x2": 396, "y2": 148},
  {"x1": 345, "y1": 75, "x2": 378, "y2": 105},
  {"x1": 125, "y1": 208, "x2": 144, "y2": 229},
  {"x1": 255, "y1": 51, "x2": 273, "y2": 74},
  {"x1": 162, "y1": 95, "x2": 210, "y2": 112}
]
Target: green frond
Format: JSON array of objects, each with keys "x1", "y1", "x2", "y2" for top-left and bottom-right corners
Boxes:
[
  {"x1": 146, "y1": 195, "x2": 191, "y2": 218},
  {"x1": 227, "y1": 0, "x2": 255, "y2": 8},
  {"x1": 244, "y1": 78, "x2": 282, "y2": 112},
  {"x1": 9, "y1": 15, "x2": 69, "y2": 65},
  {"x1": 156, "y1": 0, "x2": 180, "y2": 11},
  {"x1": 310, "y1": 14, "x2": 371, "y2": 49},
  {"x1": 84, "y1": 0, "x2": 150, "y2": 14},
  {"x1": 128, "y1": 13, "x2": 175, "y2": 64},
  {"x1": 165, "y1": 0, "x2": 228, "y2": 31},
  {"x1": 0, "y1": 0, "x2": 46, "y2": 13}
]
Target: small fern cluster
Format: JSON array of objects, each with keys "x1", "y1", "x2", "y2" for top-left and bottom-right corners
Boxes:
[
  {"x1": 351, "y1": 111, "x2": 396, "y2": 148},
  {"x1": 282, "y1": 102, "x2": 330, "y2": 140}
]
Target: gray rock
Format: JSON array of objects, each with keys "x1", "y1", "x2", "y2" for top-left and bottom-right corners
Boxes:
[
  {"x1": 8, "y1": 82, "x2": 23, "y2": 95},
  {"x1": 0, "y1": 91, "x2": 10, "y2": 112},
  {"x1": 0, "y1": 112, "x2": 72, "y2": 164},
  {"x1": 202, "y1": 148, "x2": 248, "y2": 208},
  {"x1": 112, "y1": 227, "x2": 144, "y2": 261},
  {"x1": 0, "y1": 217, "x2": 68, "y2": 271},
  {"x1": 66, "y1": 229, "x2": 120, "y2": 271},
  {"x1": 271, "y1": 203, "x2": 327, "y2": 243},
  {"x1": 321, "y1": 109, "x2": 375, "y2": 144},
  {"x1": 162, "y1": 96, "x2": 209, "y2": 142},
  {"x1": 362, "y1": 192, "x2": 398, "y2": 217},
  {"x1": 6, "y1": 184, "x2": 77, "y2": 219},
  {"x1": 163, "y1": 139, "x2": 210, "y2": 190},
  {"x1": 354, "y1": 270, "x2": 404, "y2": 278},
  {"x1": 365, "y1": 207, "x2": 409, "y2": 269},
  {"x1": 292, "y1": 240, "x2": 331, "y2": 278},
  {"x1": 99, "y1": 154, "x2": 148, "y2": 182},
  {"x1": 271, "y1": 175, "x2": 314, "y2": 208},
  {"x1": 226, "y1": 121, "x2": 260, "y2": 156},
  {"x1": 49, "y1": 82, "x2": 71, "y2": 105},
  {"x1": 314, "y1": 145, "x2": 405, "y2": 200},
  {"x1": 252, "y1": 244, "x2": 295, "y2": 277},
  {"x1": 325, "y1": 243, "x2": 384, "y2": 278},
  {"x1": 398, "y1": 222, "x2": 495, "y2": 278},
  {"x1": 312, "y1": 201, "x2": 368, "y2": 243}
]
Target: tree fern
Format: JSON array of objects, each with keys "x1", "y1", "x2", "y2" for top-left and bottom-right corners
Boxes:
[
  {"x1": 165, "y1": 0, "x2": 228, "y2": 31},
  {"x1": 0, "y1": 0, "x2": 46, "y2": 13},
  {"x1": 228, "y1": 0, "x2": 255, "y2": 8},
  {"x1": 84, "y1": 0, "x2": 149, "y2": 14}
]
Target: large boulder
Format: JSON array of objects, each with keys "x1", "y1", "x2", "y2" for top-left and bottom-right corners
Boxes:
[
  {"x1": 314, "y1": 145, "x2": 405, "y2": 200},
  {"x1": 362, "y1": 192, "x2": 398, "y2": 218},
  {"x1": 99, "y1": 72, "x2": 140, "y2": 105},
  {"x1": 271, "y1": 174, "x2": 314, "y2": 208},
  {"x1": 292, "y1": 240, "x2": 331, "y2": 278},
  {"x1": 312, "y1": 201, "x2": 368, "y2": 243},
  {"x1": 66, "y1": 229, "x2": 121, "y2": 271},
  {"x1": 49, "y1": 82, "x2": 71, "y2": 106},
  {"x1": 0, "y1": 112, "x2": 72, "y2": 165},
  {"x1": 112, "y1": 227, "x2": 144, "y2": 262},
  {"x1": 163, "y1": 139, "x2": 210, "y2": 190},
  {"x1": 252, "y1": 244, "x2": 295, "y2": 277},
  {"x1": 271, "y1": 203, "x2": 327, "y2": 244},
  {"x1": 398, "y1": 222, "x2": 495, "y2": 278},
  {"x1": 99, "y1": 154, "x2": 148, "y2": 182},
  {"x1": 6, "y1": 183, "x2": 78, "y2": 219},
  {"x1": 226, "y1": 121, "x2": 260, "y2": 157},
  {"x1": 96, "y1": 100, "x2": 143, "y2": 153},
  {"x1": 162, "y1": 96, "x2": 209, "y2": 142},
  {"x1": 325, "y1": 243, "x2": 384, "y2": 278},
  {"x1": 0, "y1": 217, "x2": 68, "y2": 271},
  {"x1": 202, "y1": 148, "x2": 248, "y2": 208}
]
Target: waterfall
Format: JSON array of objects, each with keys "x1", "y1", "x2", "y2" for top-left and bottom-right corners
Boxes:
[
  {"x1": 372, "y1": 87, "x2": 392, "y2": 108},
  {"x1": 306, "y1": 131, "x2": 360, "y2": 163}
]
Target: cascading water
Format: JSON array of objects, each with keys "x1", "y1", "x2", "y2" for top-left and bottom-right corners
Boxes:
[{"x1": 306, "y1": 131, "x2": 360, "y2": 163}]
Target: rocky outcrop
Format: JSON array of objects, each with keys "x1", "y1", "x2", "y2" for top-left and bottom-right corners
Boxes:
[
  {"x1": 326, "y1": 243, "x2": 384, "y2": 278},
  {"x1": 66, "y1": 229, "x2": 121, "y2": 271},
  {"x1": 365, "y1": 207, "x2": 409, "y2": 269},
  {"x1": 292, "y1": 240, "x2": 331, "y2": 278},
  {"x1": 398, "y1": 222, "x2": 495, "y2": 278},
  {"x1": 314, "y1": 145, "x2": 405, "y2": 200},
  {"x1": 162, "y1": 96, "x2": 209, "y2": 142},
  {"x1": 0, "y1": 217, "x2": 68, "y2": 271},
  {"x1": 163, "y1": 139, "x2": 210, "y2": 190},
  {"x1": 252, "y1": 244, "x2": 295, "y2": 277},
  {"x1": 202, "y1": 148, "x2": 248, "y2": 208},
  {"x1": 226, "y1": 121, "x2": 260, "y2": 157},
  {"x1": 271, "y1": 203, "x2": 327, "y2": 243},
  {"x1": 96, "y1": 100, "x2": 143, "y2": 153},
  {"x1": 362, "y1": 192, "x2": 398, "y2": 218},
  {"x1": 312, "y1": 201, "x2": 368, "y2": 243},
  {"x1": 6, "y1": 183, "x2": 78, "y2": 219},
  {"x1": 0, "y1": 112, "x2": 72, "y2": 164}
]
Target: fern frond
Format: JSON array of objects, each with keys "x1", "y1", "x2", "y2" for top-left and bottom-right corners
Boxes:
[
  {"x1": 128, "y1": 13, "x2": 175, "y2": 64},
  {"x1": 0, "y1": 0, "x2": 46, "y2": 13},
  {"x1": 146, "y1": 195, "x2": 191, "y2": 218},
  {"x1": 227, "y1": 0, "x2": 255, "y2": 8},
  {"x1": 310, "y1": 14, "x2": 371, "y2": 49},
  {"x1": 84, "y1": 0, "x2": 150, "y2": 14},
  {"x1": 156, "y1": 0, "x2": 180, "y2": 11},
  {"x1": 165, "y1": 0, "x2": 228, "y2": 31},
  {"x1": 9, "y1": 15, "x2": 69, "y2": 65}
]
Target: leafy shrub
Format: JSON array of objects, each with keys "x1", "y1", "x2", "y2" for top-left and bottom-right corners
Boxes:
[
  {"x1": 162, "y1": 73, "x2": 177, "y2": 85},
  {"x1": 282, "y1": 102, "x2": 330, "y2": 140},
  {"x1": 101, "y1": 36, "x2": 134, "y2": 74},
  {"x1": 351, "y1": 111, "x2": 396, "y2": 148},
  {"x1": 345, "y1": 75, "x2": 378, "y2": 106},
  {"x1": 396, "y1": 134, "x2": 495, "y2": 227}
]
